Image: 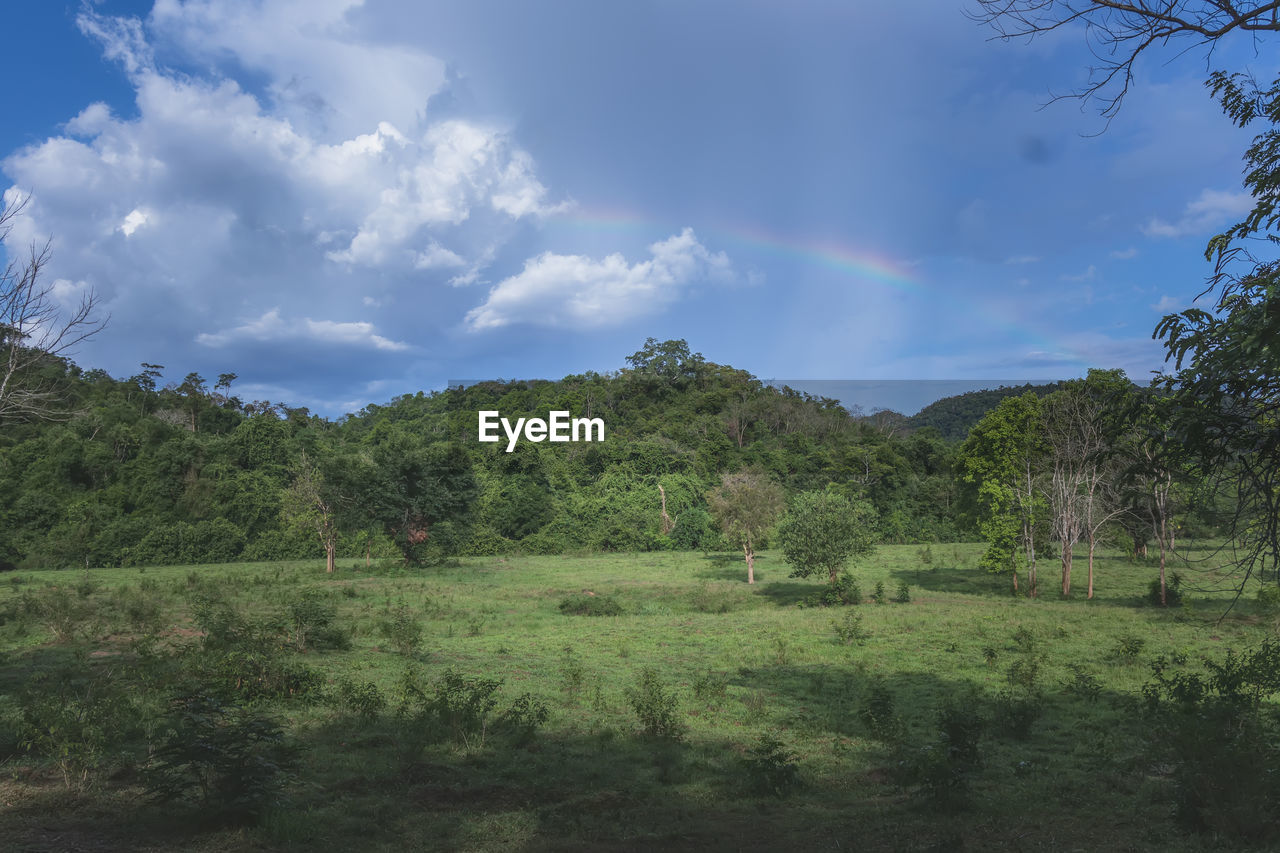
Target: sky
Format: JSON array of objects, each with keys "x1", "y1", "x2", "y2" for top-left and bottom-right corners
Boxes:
[{"x1": 1, "y1": 0, "x2": 1273, "y2": 417}]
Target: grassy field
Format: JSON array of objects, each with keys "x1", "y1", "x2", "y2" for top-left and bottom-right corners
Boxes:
[{"x1": 1, "y1": 543, "x2": 1276, "y2": 851}]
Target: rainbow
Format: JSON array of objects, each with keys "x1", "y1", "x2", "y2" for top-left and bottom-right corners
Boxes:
[
  {"x1": 548, "y1": 207, "x2": 1091, "y2": 371},
  {"x1": 551, "y1": 207, "x2": 921, "y2": 292}
]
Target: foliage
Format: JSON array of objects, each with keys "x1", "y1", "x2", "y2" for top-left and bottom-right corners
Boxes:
[
  {"x1": 379, "y1": 604, "x2": 425, "y2": 657},
  {"x1": 777, "y1": 489, "x2": 877, "y2": 585},
  {"x1": 558, "y1": 593, "x2": 623, "y2": 616},
  {"x1": 743, "y1": 731, "x2": 801, "y2": 797},
  {"x1": 145, "y1": 692, "x2": 296, "y2": 823},
  {"x1": 1144, "y1": 638, "x2": 1280, "y2": 839},
  {"x1": 626, "y1": 667, "x2": 686, "y2": 740}
]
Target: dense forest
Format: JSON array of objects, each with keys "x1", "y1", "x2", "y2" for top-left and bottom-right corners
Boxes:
[{"x1": 0, "y1": 338, "x2": 984, "y2": 571}]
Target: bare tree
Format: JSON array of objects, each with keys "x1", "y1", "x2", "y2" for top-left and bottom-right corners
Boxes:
[
  {"x1": 0, "y1": 196, "x2": 106, "y2": 422},
  {"x1": 967, "y1": 1, "x2": 1280, "y2": 118}
]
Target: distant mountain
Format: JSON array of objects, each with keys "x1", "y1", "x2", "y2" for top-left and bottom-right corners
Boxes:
[{"x1": 905, "y1": 381, "x2": 1069, "y2": 441}]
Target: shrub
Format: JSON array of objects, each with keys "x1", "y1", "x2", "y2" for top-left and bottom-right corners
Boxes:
[
  {"x1": 626, "y1": 667, "x2": 686, "y2": 740},
  {"x1": 690, "y1": 583, "x2": 740, "y2": 614},
  {"x1": 1143, "y1": 638, "x2": 1280, "y2": 840},
  {"x1": 803, "y1": 574, "x2": 862, "y2": 607},
  {"x1": 777, "y1": 490, "x2": 878, "y2": 585},
  {"x1": 832, "y1": 612, "x2": 870, "y2": 645},
  {"x1": 499, "y1": 693, "x2": 550, "y2": 745},
  {"x1": 1108, "y1": 634, "x2": 1146, "y2": 665},
  {"x1": 19, "y1": 586, "x2": 96, "y2": 643},
  {"x1": 1147, "y1": 572, "x2": 1185, "y2": 606},
  {"x1": 744, "y1": 732, "x2": 800, "y2": 797},
  {"x1": 18, "y1": 671, "x2": 139, "y2": 788},
  {"x1": 859, "y1": 680, "x2": 905, "y2": 743},
  {"x1": 905, "y1": 702, "x2": 985, "y2": 811},
  {"x1": 893, "y1": 582, "x2": 911, "y2": 604},
  {"x1": 285, "y1": 590, "x2": 350, "y2": 652},
  {"x1": 692, "y1": 670, "x2": 730, "y2": 706},
  {"x1": 379, "y1": 604, "x2": 424, "y2": 657},
  {"x1": 1063, "y1": 664, "x2": 1103, "y2": 702},
  {"x1": 558, "y1": 593, "x2": 623, "y2": 616},
  {"x1": 145, "y1": 693, "x2": 296, "y2": 823},
  {"x1": 871, "y1": 581, "x2": 887, "y2": 605},
  {"x1": 332, "y1": 678, "x2": 385, "y2": 720}
]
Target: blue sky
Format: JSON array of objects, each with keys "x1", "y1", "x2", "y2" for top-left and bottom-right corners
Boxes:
[{"x1": 1, "y1": 1, "x2": 1271, "y2": 416}]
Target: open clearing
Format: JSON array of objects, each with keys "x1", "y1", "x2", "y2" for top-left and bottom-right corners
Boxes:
[{"x1": 0, "y1": 543, "x2": 1271, "y2": 851}]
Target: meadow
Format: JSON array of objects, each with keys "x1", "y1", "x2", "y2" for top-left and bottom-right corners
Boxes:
[{"x1": 1, "y1": 544, "x2": 1275, "y2": 851}]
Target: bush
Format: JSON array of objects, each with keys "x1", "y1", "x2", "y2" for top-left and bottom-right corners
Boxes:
[
  {"x1": 558, "y1": 593, "x2": 623, "y2": 616},
  {"x1": 893, "y1": 582, "x2": 911, "y2": 604},
  {"x1": 744, "y1": 732, "x2": 800, "y2": 797},
  {"x1": 832, "y1": 612, "x2": 869, "y2": 645},
  {"x1": 626, "y1": 667, "x2": 686, "y2": 740},
  {"x1": 803, "y1": 574, "x2": 862, "y2": 607},
  {"x1": 332, "y1": 678, "x2": 385, "y2": 720},
  {"x1": 690, "y1": 583, "x2": 741, "y2": 614},
  {"x1": 904, "y1": 701, "x2": 985, "y2": 811},
  {"x1": 379, "y1": 604, "x2": 424, "y2": 657},
  {"x1": 859, "y1": 680, "x2": 905, "y2": 743},
  {"x1": 1108, "y1": 634, "x2": 1146, "y2": 664},
  {"x1": 19, "y1": 586, "x2": 96, "y2": 643},
  {"x1": 284, "y1": 590, "x2": 350, "y2": 652},
  {"x1": 145, "y1": 693, "x2": 296, "y2": 824},
  {"x1": 1144, "y1": 638, "x2": 1280, "y2": 840},
  {"x1": 1147, "y1": 572, "x2": 1185, "y2": 607}
]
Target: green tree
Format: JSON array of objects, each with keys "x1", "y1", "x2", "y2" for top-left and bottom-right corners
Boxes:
[
  {"x1": 777, "y1": 489, "x2": 878, "y2": 586},
  {"x1": 1153, "y1": 72, "x2": 1280, "y2": 604},
  {"x1": 960, "y1": 393, "x2": 1047, "y2": 596},
  {"x1": 707, "y1": 467, "x2": 783, "y2": 584}
]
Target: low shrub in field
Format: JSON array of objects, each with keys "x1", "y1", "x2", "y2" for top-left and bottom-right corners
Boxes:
[
  {"x1": 1144, "y1": 638, "x2": 1280, "y2": 840},
  {"x1": 18, "y1": 667, "x2": 143, "y2": 788},
  {"x1": 145, "y1": 693, "x2": 296, "y2": 824},
  {"x1": 744, "y1": 732, "x2": 800, "y2": 797},
  {"x1": 19, "y1": 586, "x2": 97, "y2": 643},
  {"x1": 1062, "y1": 664, "x2": 1103, "y2": 702},
  {"x1": 1108, "y1": 634, "x2": 1146, "y2": 664},
  {"x1": 379, "y1": 604, "x2": 424, "y2": 657},
  {"x1": 284, "y1": 590, "x2": 350, "y2": 652},
  {"x1": 187, "y1": 595, "x2": 323, "y2": 701},
  {"x1": 859, "y1": 680, "x2": 905, "y2": 743},
  {"x1": 871, "y1": 581, "x2": 887, "y2": 605},
  {"x1": 558, "y1": 593, "x2": 623, "y2": 616},
  {"x1": 332, "y1": 677, "x2": 385, "y2": 720},
  {"x1": 904, "y1": 702, "x2": 985, "y2": 811},
  {"x1": 690, "y1": 583, "x2": 741, "y2": 613},
  {"x1": 692, "y1": 670, "x2": 730, "y2": 706},
  {"x1": 832, "y1": 612, "x2": 870, "y2": 645},
  {"x1": 893, "y1": 582, "x2": 912, "y2": 604},
  {"x1": 1147, "y1": 572, "x2": 1184, "y2": 607},
  {"x1": 627, "y1": 667, "x2": 686, "y2": 740},
  {"x1": 393, "y1": 666, "x2": 546, "y2": 749},
  {"x1": 803, "y1": 574, "x2": 862, "y2": 607}
]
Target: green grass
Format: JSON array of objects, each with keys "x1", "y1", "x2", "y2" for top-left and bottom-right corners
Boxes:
[{"x1": 0, "y1": 543, "x2": 1275, "y2": 851}]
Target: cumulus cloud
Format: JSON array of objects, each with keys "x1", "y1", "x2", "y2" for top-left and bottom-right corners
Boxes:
[
  {"x1": 196, "y1": 308, "x2": 409, "y2": 351},
  {"x1": 0, "y1": 1, "x2": 569, "y2": 390},
  {"x1": 1142, "y1": 188, "x2": 1253, "y2": 239},
  {"x1": 1151, "y1": 294, "x2": 1184, "y2": 313},
  {"x1": 466, "y1": 228, "x2": 733, "y2": 330}
]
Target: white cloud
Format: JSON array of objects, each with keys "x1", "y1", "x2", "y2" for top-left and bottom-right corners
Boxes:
[
  {"x1": 1109, "y1": 247, "x2": 1138, "y2": 260},
  {"x1": 119, "y1": 208, "x2": 149, "y2": 236},
  {"x1": 1151, "y1": 295, "x2": 1183, "y2": 313},
  {"x1": 466, "y1": 228, "x2": 733, "y2": 330},
  {"x1": 196, "y1": 308, "x2": 408, "y2": 351},
  {"x1": 1142, "y1": 188, "x2": 1253, "y2": 239},
  {"x1": 1, "y1": 1, "x2": 567, "y2": 382},
  {"x1": 1004, "y1": 254, "x2": 1039, "y2": 265}
]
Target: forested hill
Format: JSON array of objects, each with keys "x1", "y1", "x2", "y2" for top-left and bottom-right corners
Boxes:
[
  {"x1": 906, "y1": 382, "x2": 1069, "y2": 440},
  {"x1": 0, "y1": 338, "x2": 1013, "y2": 571}
]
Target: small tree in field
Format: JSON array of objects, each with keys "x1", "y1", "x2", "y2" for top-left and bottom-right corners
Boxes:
[
  {"x1": 708, "y1": 468, "x2": 783, "y2": 584},
  {"x1": 777, "y1": 489, "x2": 878, "y2": 586}
]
